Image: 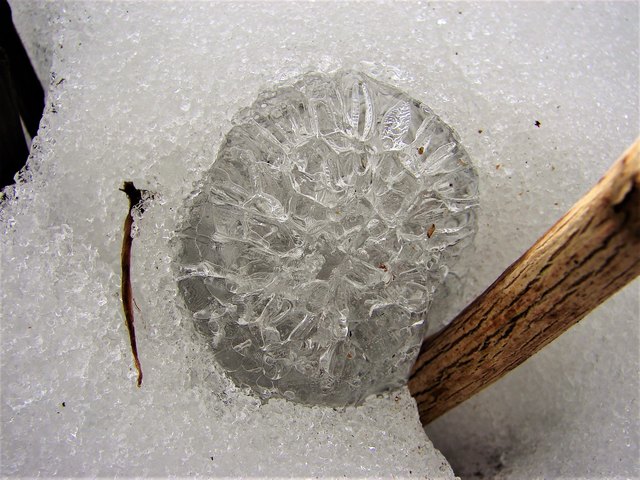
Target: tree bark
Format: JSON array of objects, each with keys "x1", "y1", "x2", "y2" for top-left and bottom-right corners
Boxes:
[{"x1": 409, "y1": 138, "x2": 640, "y2": 425}]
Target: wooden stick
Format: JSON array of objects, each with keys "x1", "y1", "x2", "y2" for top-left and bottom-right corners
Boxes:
[{"x1": 409, "y1": 138, "x2": 640, "y2": 425}]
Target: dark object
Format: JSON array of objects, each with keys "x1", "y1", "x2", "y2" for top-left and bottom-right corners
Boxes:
[
  {"x1": 0, "y1": 0, "x2": 45, "y2": 189},
  {"x1": 0, "y1": 47, "x2": 27, "y2": 187},
  {"x1": 120, "y1": 181, "x2": 147, "y2": 387}
]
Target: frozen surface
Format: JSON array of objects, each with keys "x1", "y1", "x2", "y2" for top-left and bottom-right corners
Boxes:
[
  {"x1": 0, "y1": 2, "x2": 458, "y2": 478},
  {"x1": 2, "y1": 1, "x2": 639, "y2": 478},
  {"x1": 176, "y1": 69, "x2": 478, "y2": 406}
]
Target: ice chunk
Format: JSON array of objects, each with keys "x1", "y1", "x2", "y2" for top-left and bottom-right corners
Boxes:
[{"x1": 175, "y1": 69, "x2": 479, "y2": 406}]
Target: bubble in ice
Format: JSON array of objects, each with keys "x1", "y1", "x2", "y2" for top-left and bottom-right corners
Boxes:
[{"x1": 175, "y1": 69, "x2": 478, "y2": 406}]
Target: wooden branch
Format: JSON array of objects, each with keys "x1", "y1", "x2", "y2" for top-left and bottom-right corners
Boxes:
[{"x1": 409, "y1": 138, "x2": 640, "y2": 425}]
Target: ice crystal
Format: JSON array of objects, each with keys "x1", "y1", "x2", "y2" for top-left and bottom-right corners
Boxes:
[{"x1": 175, "y1": 70, "x2": 478, "y2": 406}]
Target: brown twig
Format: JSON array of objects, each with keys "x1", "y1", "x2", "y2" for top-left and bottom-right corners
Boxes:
[
  {"x1": 120, "y1": 181, "x2": 147, "y2": 387},
  {"x1": 409, "y1": 138, "x2": 640, "y2": 425}
]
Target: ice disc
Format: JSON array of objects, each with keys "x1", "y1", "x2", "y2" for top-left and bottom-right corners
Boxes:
[{"x1": 175, "y1": 69, "x2": 479, "y2": 406}]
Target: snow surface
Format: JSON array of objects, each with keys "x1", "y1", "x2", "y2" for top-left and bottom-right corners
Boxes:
[{"x1": 3, "y1": 1, "x2": 639, "y2": 478}]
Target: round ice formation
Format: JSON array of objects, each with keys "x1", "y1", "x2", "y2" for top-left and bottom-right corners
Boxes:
[{"x1": 176, "y1": 70, "x2": 478, "y2": 406}]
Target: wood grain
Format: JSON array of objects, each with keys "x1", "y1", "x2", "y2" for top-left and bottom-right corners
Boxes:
[{"x1": 409, "y1": 138, "x2": 640, "y2": 425}]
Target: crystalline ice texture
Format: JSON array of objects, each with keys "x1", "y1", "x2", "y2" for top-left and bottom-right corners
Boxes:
[{"x1": 175, "y1": 70, "x2": 478, "y2": 406}]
